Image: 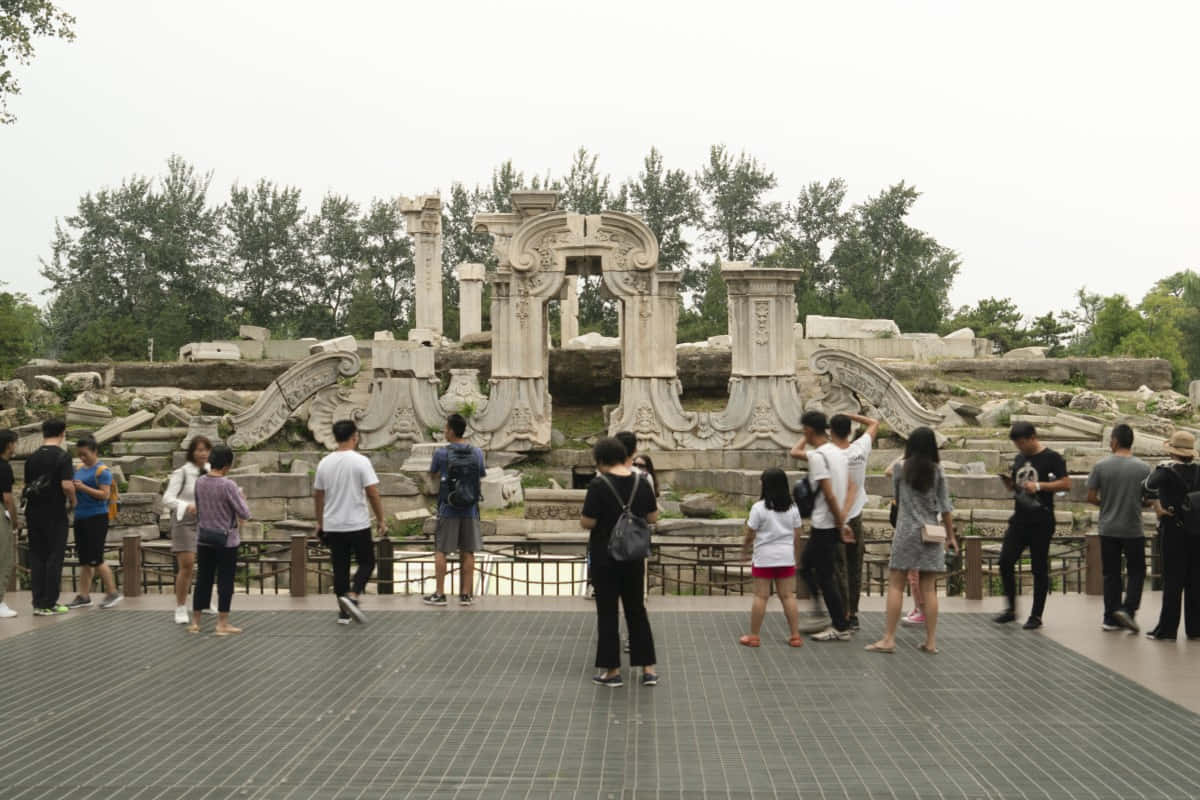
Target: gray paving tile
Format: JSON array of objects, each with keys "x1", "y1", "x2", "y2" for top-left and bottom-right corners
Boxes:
[{"x1": 0, "y1": 610, "x2": 1196, "y2": 799}]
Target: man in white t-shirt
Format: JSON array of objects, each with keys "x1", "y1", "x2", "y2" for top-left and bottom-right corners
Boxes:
[
  {"x1": 831, "y1": 412, "x2": 878, "y2": 630},
  {"x1": 789, "y1": 410, "x2": 857, "y2": 641},
  {"x1": 313, "y1": 420, "x2": 386, "y2": 625}
]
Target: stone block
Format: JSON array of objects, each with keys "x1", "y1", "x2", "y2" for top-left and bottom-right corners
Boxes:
[
  {"x1": 33, "y1": 374, "x2": 62, "y2": 391},
  {"x1": 93, "y1": 411, "x2": 156, "y2": 446},
  {"x1": 263, "y1": 340, "x2": 315, "y2": 360},
  {"x1": 481, "y1": 468, "x2": 523, "y2": 510},
  {"x1": 393, "y1": 507, "x2": 432, "y2": 523},
  {"x1": 309, "y1": 335, "x2": 357, "y2": 354},
  {"x1": 246, "y1": 498, "x2": 286, "y2": 521},
  {"x1": 110, "y1": 441, "x2": 176, "y2": 456},
  {"x1": 460, "y1": 331, "x2": 492, "y2": 348},
  {"x1": 1190, "y1": 380, "x2": 1200, "y2": 411},
  {"x1": 377, "y1": 474, "x2": 420, "y2": 496},
  {"x1": 289, "y1": 459, "x2": 313, "y2": 475},
  {"x1": 523, "y1": 487, "x2": 583, "y2": 519},
  {"x1": 180, "y1": 416, "x2": 222, "y2": 450},
  {"x1": 239, "y1": 325, "x2": 270, "y2": 341},
  {"x1": 235, "y1": 340, "x2": 265, "y2": 360},
  {"x1": 943, "y1": 327, "x2": 974, "y2": 340},
  {"x1": 106, "y1": 455, "x2": 147, "y2": 473},
  {"x1": 200, "y1": 391, "x2": 247, "y2": 415},
  {"x1": 230, "y1": 473, "x2": 313, "y2": 499},
  {"x1": 564, "y1": 332, "x2": 620, "y2": 349},
  {"x1": 1068, "y1": 391, "x2": 1118, "y2": 414},
  {"x1": 66, "y1": 400, "x2": 113, "y2": 427},
  {"x1": 228, "y1": 464, "x2": 263, "y2": 476},
  {"x1": 126, "y1": 475, "x2": 163, "y2": 493},
  {"x1": 681, "y1": 495, "x2": 718, "y2": 518},
  {"x1": 63, "y1": 371, "x2": 104, "y2": 391},
  {"x1": 123, "y1": 427, "x2": 187, "y2": 441},
  {"x1": 804, "y1": 315, "x2": 901, "y2": 339},
  {"x1": 179, "y1": 342, "x2": 241, "y2": 362},
  {"x1": 154, "y1": 404, "x2": 193, "y2": 428},
  {"x1": 373, "y1": 330, "x2": 395, "y2": 341},
  {"x1": 105, "y1": 523, "x2": 160, "y2": 544},
  {"x1": 1003, "y1": 346, "x2": 1047, "y2": 359},
  {"x1": 0, "y1": 379, "x2": 27, "y2": 410},
  {"x1": 378, "y1": 495, "x2": 428, "y2": 518}
]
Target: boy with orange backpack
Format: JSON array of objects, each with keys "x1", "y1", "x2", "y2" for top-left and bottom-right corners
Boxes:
[{"x1": 67, "y1": 435, "x2": 122, "y2": 609}]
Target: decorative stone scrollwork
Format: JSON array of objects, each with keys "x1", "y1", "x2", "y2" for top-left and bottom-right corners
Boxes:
[
  {"x1": 228, "y1": 349, "x2": 361, "y2": 449},
  {"x1": 809, "y1": 348, "x2": 944, "y2": 438}
]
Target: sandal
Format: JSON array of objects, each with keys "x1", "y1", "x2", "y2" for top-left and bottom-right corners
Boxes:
[
  {"x1": 918, "y1": 643, "x2": 938, "y2": 654},
  {"x1": 738, "y1": 634, "x2": 761, "y2": 648},
  {"x1": 186, "y1": 623, "x2": 200, "y2": 634},
  {"x1": 214, "y1": 626, "x2": 243, "y2": 636},
  {"x1": 787, "y1": 634, "x2": 804, "y2": 648},
  {"x1": 864, "y1": 642, "x2": 895, "y2": 654}
]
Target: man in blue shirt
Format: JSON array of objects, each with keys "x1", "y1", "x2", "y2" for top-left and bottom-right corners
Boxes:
[{"x1": 424, "y1": 414, "x2": 486, "y2": 606}]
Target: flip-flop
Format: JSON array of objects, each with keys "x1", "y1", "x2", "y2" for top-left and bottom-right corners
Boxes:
[
  {"x1": 918, "y1": 643, "x2": 938, "y2": 654},
  {"x1": 186, "y1": 624, "x2": 200, "y2": 634},
  {"x1": 864, "y1": 643, "x2": 895, "y2": 654},
  {"x1": 738, "y1": 634, "x2": 761, "y2": 648},
  {"x1": 214, "y1": 626, "x2": 243, "y2": 636},
  {"x1": 787, "y1": 635, "x2": 804, "y2": 648}
]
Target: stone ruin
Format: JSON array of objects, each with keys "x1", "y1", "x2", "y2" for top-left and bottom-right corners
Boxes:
[{"x1": 223, "y1": 190, "x2": 947, "y2": 453}]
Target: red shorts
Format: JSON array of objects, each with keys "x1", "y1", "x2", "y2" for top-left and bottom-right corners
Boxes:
[{"x1": 751, "y1": 565, "x2": 796, "y2": 579}]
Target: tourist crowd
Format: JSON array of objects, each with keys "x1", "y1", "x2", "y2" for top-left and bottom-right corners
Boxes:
[{"x1": 1, "y1": 407, "x2": 1197, "y2": 686}]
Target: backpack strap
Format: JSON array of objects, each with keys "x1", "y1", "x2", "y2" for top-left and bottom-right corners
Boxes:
[{"x1": 599, "y1": 472, "x2": 640, "y2": 512}]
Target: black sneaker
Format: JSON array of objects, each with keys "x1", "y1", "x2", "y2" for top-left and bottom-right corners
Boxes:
[
  {"x1": 847, "y1": 615, "x2": 861, "y2": 631},
  {"x1": 592, "y1": 673, "x2": 623, "y2": 688},
  {"x1": 1022, "y1": 616, "x2": 1043, "y2": 630},
  {"x1": 1101, "y1": 618, "x2": 1121, "y2": 632},
  {"x1": 1113, "y1": 609, "x2": 1139, "y2": 634},
  {"x1": 67, "y1": 595, "x2": 92, "y2": 609},
  {"x1": 641, "y1": 672, "x2": 659, "y2": 687},
  {"x1": 336, "y1": 615, "x2": 351, "y2": 625},
  {"x1": 422, "y1": 593, "x2": 448, "y2": 606},
  {"x1": 338, "y1": 595, "x2": 367, "y2": 624},
  {"x1": 993, "y1": 609, "x2": 1016, "y2": 624},
  {"x1": 1146, "y1": 631, "x2": 1176, "y2": 641},
  {"x1": 459, "y1": 594, "x2": 473, "y2": 606}
]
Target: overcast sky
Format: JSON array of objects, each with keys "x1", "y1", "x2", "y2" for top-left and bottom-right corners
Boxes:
[{"x1": 2, "y1": 0, "x2": 1197, "y2": 325}]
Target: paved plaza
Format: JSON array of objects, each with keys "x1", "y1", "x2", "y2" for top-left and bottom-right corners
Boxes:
[{"x1": 1, "y1": 598, "x2": 1198, "y2": 799}]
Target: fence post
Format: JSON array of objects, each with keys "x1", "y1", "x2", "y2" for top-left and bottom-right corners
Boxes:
[
  {"x1": 289, "y1": 533, "x2": 308, "y2": 597},
  {"x1": 122, "y1": 534, "x2": 142, "y2": 597},
  {"x1": 377, "y1": 537, "x2": 394, "y2": 595},
  {"x1": 965, "y1": 536, "x2": 983, "y2": 600},
  {"x1": 1085, "y1": 533, "x2": 1103, "y2": 595}
]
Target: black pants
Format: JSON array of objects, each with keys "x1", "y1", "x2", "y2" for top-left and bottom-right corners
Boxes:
[
  {"x1": 999, "y1": 515, "x2": 1054, "y2": 619},
  {"x1": 27, "y1": 517, "x2": 68, "y2": 609},
  {"x1": 800, "y1": 528, "x2": 848, "y2": 631},
  {"x1": 328, "y1": 529, "x2": 375, "y2": 599},
  {"x1": 592, "y1": 559, "x2": 655, "y2": 669},
  {"x1": 1154, "y1": 526, "x2": 1200, "y2": 638},
  {"x1": 1101, "y1": 536, "x2": 1145, "y2": 621},
  {"x1": 194, "y1": 545, "x2": 237, "y2": 613}
]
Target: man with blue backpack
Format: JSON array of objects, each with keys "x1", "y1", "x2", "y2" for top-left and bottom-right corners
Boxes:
[{"x1": 425, "y1": 413, "x2": 486, "y2": 607}]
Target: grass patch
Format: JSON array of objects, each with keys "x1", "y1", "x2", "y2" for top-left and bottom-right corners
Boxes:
[
  {"x1": 551, "y1": 404, "x2": 607, "y2": 442},
  {"x1": 682, "y1": 397, "x2": 727, "y2": 413},
  {"x1": 482, "y1": 503, "x2": 527, "y2": 521}
]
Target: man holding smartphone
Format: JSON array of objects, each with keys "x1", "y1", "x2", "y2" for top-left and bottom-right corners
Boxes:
[{"x1": 995, "y1": 421, "x2": 1070, "y2": 629}]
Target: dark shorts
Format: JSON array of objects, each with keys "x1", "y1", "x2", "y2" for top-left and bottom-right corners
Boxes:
[
  {"x1": 435, "y1": 517, "x2": 482, "y2": 554},
  {"x1": 74, "y1": 514, "x2": 110, "y2": 566},
  {"x1": 751, "y1": 565, "x2": 796, "y2": 579}
]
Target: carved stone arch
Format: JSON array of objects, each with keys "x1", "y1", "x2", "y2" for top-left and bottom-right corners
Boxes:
[
  {"x1": 808, "y1": 348, "x2": 944, "y2": 438},
  {"x1": 507, "y1": 210, "x2": 659, "y2": 275}
]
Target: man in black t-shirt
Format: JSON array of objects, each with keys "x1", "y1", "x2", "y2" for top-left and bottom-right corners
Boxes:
[
  {"x1": 0, "y1": 429, "x2": 19, "y2": 618},
  {"x1": 23, "y1": 419, "x2": 76, "y2": 615},
  {"x1": 581, "y1": 437, "x2": 659, "y2": 688},
  {"x1": 995, "y1": 422, "x2": 1070, "y2": 629}
]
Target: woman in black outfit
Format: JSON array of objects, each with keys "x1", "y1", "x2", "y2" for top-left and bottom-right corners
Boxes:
[{"x1": 581, "y1": 437, "x2": 659, "y2": 687}]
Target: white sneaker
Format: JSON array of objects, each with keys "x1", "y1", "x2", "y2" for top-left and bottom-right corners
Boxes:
[
  {"x1": 811, "y1": 627, "x2": 852, "y2": 642},
  {"x1": 201, "y1": 606, "x2": 219, "y2": 616},
  {"x1": 0, "y1": 602, "x2": 17, "y2": 618},
  {"x1": 174, "y1": 606, "x2": 189, "y2": 624}
]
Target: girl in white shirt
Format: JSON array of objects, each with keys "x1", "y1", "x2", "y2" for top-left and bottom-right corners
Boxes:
[
  {"x1": 162, "y1": 435, "x2": 211, "y2": 624},
  {"x1": 740, "y1": 468, "x2": 804, "y2": 647}
]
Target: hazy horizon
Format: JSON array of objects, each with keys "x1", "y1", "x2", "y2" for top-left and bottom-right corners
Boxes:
[{"x1": 2, "y1": 0, "x2": 1197, "y2": 327}]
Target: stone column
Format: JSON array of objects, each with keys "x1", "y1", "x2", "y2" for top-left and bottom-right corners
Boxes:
[
  {"x1": 399, "y1": 195, "x2": 444, "y2": 340},
  {"x1": 456, "y1": 263, "x2": 485, "y2": 338},
  {"x1": 560, "y1": 275, "x2": 579, "y2": 345}
]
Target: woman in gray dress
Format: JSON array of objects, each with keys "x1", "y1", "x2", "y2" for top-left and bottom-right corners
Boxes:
[{"x1": 866, "y1": 427, "x2": 958, "y2": 654}]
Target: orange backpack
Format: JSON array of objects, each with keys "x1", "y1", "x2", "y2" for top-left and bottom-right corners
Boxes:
[{"x1": 95, "y1": 464, "x2": 119, "y2": 521}]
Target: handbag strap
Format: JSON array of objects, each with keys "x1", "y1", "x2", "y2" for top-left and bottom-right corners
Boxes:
[{"x1": 599, "y1": 472, "x2": 640, "y2": 513}]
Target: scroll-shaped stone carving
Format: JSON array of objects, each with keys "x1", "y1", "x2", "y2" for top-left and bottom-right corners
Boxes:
[
  {"x1": 808, "y1": 348, "x2": 943, "y2": 438},
  {"x1": 228, "y1": 348, "x2": 361, "y2": 449}
]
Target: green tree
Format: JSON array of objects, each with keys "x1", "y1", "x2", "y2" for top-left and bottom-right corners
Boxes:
[
  {"x1": 440, "y1": 183, "x2": 493, "y2": 339},
  {"x1": 829, "y1": 182, "x2": 959, "y2": 331},
  {"x1": 696, "y1": 144, "x2": 782, "y2": 262},
  {"x1": 623, "y1": 147, "x2": 701, "y2": 273},
  {"x1": 676, "y1": 259, "x2": 728, "y2": 342},
  {"x1": 942, "y1": 297, "x2": 1028, "y2": 352},
  {"x1": 485, "y1": 160, "x2": 525, "y2": 213},
  {"x1": 0, "y1": 0, "x2": 75, "y2": 124},
  {"x1": 349, "y1": 198, "x2": 414, "y2": 338},
  {"x1": 558, "y1": 147, "x2": 612, "y2": 214},
  {"x1": 1061, "y1": 287, "x2": 1105, "y2": 354},
  {"x1": 762, "y1": 178, "x2": 850, "y2": 319},
  {"x1": 225, "y1": 179, "x2": 308, "y2": 334},
  {"x1": 0, "y1": 286, "x2": 43, "y2": 374},
  {"x1": 1027, "y1": 312, "x2": 1073, "y2": 356},
  {"x1": 295, "y1": 193, "x2": 361, "y2": 337},
  {"x1": 41, "y1": 156, "x2": 225, "y2": 359}
]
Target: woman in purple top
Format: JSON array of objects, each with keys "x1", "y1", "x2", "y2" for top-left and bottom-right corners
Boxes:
[{"x1": 189, "y1": 445, "x2": 250, "y2": 635}]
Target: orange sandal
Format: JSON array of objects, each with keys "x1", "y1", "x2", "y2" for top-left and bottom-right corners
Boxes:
[
  {"x1": 787, "y1": 635, "x2": 804, "y2": 648},
  {"x1": 738, "y1": 634, "x2": 761, "y2": 647}
]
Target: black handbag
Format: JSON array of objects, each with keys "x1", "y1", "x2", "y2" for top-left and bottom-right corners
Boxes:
[{"x1": 197, "y1": 526, "x2": 229, "y2": 548}]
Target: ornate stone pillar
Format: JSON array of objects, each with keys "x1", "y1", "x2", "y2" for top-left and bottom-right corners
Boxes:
[
  {"x1": 560, "y1": 275, "x2": 579, "y2": 345},
  {"x1": 456, "y1": 262, "x2": 485, "y2": 338},
  {"x1": 399, "y1": 195, "x2": 444, "y2": 340}
]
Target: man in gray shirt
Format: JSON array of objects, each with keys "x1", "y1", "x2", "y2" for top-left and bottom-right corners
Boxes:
[{"x1": 1087, "y1": 424, "x2": 1151, "y2": 633}]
